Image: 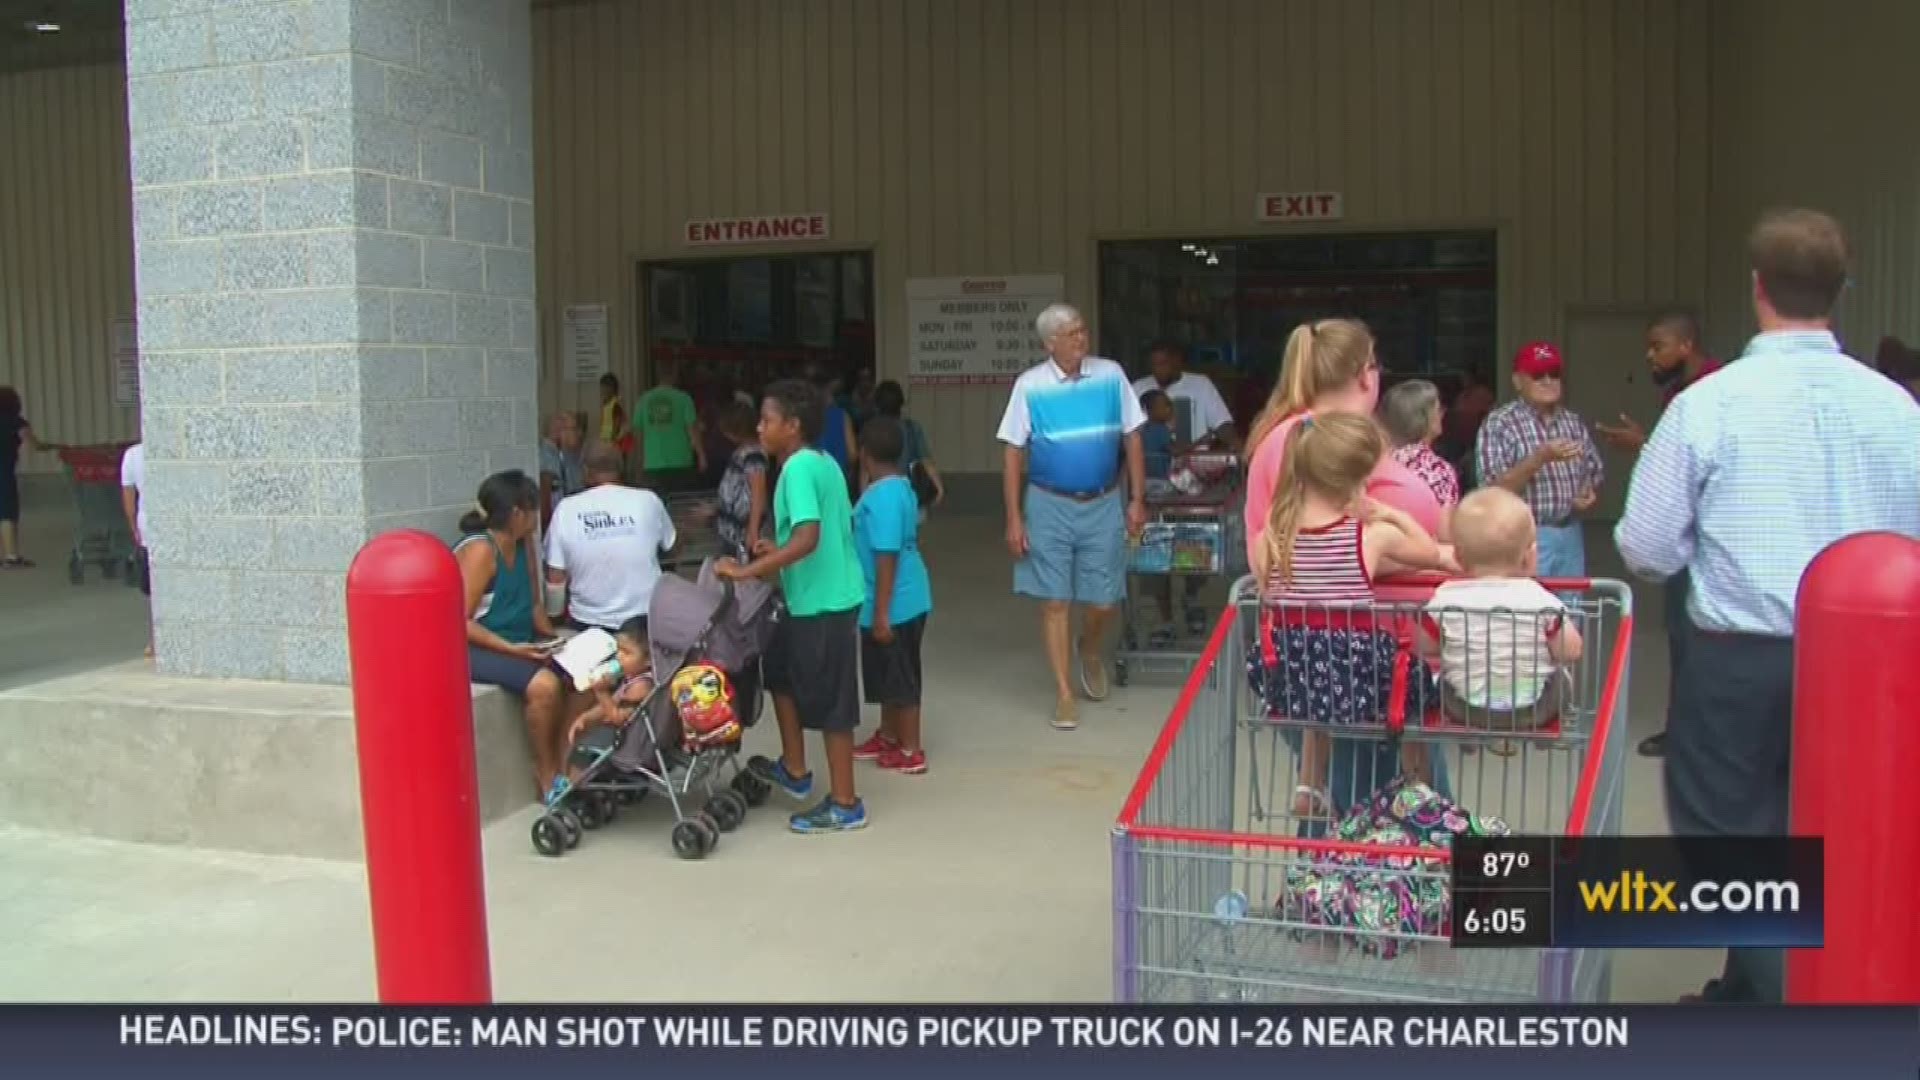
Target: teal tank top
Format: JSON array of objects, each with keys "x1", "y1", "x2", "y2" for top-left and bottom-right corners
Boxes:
[{"x1": 462, "y1": 533, "x2": 535, "y2": 643}]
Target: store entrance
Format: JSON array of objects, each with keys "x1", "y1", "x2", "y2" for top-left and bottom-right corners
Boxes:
[
  {"x1": 1098, "y1": 231, "x2": 1498, "y2": 434},
  {"x1": 639, "y1": 250, "x2": 876, "y2": 412}
]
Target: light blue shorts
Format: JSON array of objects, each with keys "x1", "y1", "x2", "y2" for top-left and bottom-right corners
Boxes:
[{"x1": 1014, "y1": 486, "x2": 1126, "y2": 606}]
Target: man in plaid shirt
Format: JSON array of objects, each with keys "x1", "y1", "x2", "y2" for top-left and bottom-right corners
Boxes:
[{"x1": 1473, "y1": 342, "x2": 1604, "y2": 578}]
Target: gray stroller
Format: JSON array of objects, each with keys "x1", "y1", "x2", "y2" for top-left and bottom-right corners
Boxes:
[{"x1": 531, "y1": 560, "x2": 782, "y2": 860}]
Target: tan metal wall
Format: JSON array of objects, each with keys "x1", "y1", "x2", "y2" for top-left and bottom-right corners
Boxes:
[
  {"x1": 532, "y1": 0, "x2": 1717, "y2": 471},
  {"x1": 0, "y1": 63, "x2": 137, "y2": 474},
  {"x1": 1704, "y1": 0, "x2": 1920, "y2": 359}
]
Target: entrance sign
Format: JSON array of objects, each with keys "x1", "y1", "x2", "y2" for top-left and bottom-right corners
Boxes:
[
  {"x1": 1257, "y1": 191, "x2": 1344, "y2": 222},
  {"x1": 563, "y1": 303, "x2": 609, "y2": 383},
  {"x1": 906, "y1": 275, "x2": 1064, "y2": 386},
  {"x1": 685, "y1": 213, "x2": 830, "y2": 246}
]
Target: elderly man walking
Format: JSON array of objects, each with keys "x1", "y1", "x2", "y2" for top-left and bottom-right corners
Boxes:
[
  {"x1": 1617, "y1": 209, "x2": 1920, "y2": 1005},
  {"x1": 998, "y1": 303, "x2": 1147, "y2": 729}
]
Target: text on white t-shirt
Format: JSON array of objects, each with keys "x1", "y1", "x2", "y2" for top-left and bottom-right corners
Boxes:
[{"x1": 545, "y1": 484, "x2": 677, "y2": 627}]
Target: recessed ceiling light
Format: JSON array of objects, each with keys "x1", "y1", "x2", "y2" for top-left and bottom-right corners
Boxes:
[
  {"x1": 1179, "y1": 244, "x2": 1195, "y2": 252},
  {"x1": 27, "y1": 20, "x2": 61, "y2": 33},
  {"x1": 1206, "y1": 256, "x2": 1220, "y2": 266}
]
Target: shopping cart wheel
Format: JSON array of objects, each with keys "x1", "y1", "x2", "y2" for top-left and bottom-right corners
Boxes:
[
  {"x1": 531, "y1": 815, "x2": 566, "y2": 858},
  {"x1": 575, "y1": 795, "x2": 606, "y2": 830},
  {"x1": 671, "y1": 819, "x2": 709, "y2": 860},
  {"x1": 1114, "y1": 659, "x2": 1131, "y2": 688},
  {"x1": 67, "y1": 555, "x2": 84, "y2": 585},
  {"x1": 707, "y1": 791, "x2": 747, "y2": 833},
  {"x1": 554, "y1": 808, "x2": 583, "y2": 849},
  {"x1": 730, "y1": 770, "x2": 771, "y2": 807}
]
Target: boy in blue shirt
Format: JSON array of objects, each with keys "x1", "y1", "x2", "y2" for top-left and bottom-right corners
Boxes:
[
  {"x1": 849, "y1": 416, "x2": 934, "y2": 774},
  {"x1": 1138, "y1": 389, "x2": 1177, "y2": 481}
]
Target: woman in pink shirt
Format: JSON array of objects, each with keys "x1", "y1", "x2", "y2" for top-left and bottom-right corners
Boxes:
[
  {"x1": 1241, "y1": 318, "x2": 1454, "y2": 822},
  {"x1": 1244, "y1": 320, "x2": 1448, "y2": 571}
]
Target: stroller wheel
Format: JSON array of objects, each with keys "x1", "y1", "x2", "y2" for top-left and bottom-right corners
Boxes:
[
  {"x1": 731, "y1": 771, "x2": 770, "y2": 808},
  {"x1": 576, "y1": 795, "x2": 606, "y2": 830},
  {"x1": 594, "y1": 790, "x2": 619, "y2": 822},
  {"x1": 555, "y1": 808, "x2": 583, "y2": 848},
  {"x1": 707, "y1": 791, "x2": 747, "y2": 833},
  {"x1": 671, "y1": 819, "x2": 710, "y2": 860},
  {"x1": 1114, "y1": 660, "x2": 1131, "y2": 688},
  {"x1": 531, "y1": 815, "x2": 566, "y2": 858}
]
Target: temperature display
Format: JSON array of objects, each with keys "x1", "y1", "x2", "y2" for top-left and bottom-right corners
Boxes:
[{"x1": 1452, "y1": 836, "x2": 1554, "y2": 891}]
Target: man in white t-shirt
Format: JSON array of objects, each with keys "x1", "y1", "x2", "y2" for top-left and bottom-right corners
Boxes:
[
  {"x1": 1130, "y1": 339, "x2": 1239, "y2": 449},
  {"x1": 545, "y1": 443, "x2": 677, "y2": 633},
  {"x1": 1130, "y1": 340, "x2": 1240, "y2": 639},
  {"x1": 120, "y1": 442, "x2": 153, "y2": 657}
]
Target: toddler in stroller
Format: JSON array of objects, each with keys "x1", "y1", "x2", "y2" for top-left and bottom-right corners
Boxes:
[{"x1": 531, "y1": 560, "x2": 783, "y2": 860}]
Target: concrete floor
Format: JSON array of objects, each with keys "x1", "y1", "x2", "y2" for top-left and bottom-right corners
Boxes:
[{"x1": 0, "y1": 496, "x2": 1719, "y2": 1002}]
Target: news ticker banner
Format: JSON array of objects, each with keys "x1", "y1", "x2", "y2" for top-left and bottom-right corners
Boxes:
[
  {"x1": 1451, "y1": 836, "x2": 1824, "y2": 949},
  {"x1": 2, "y1": 1006, "x2": 1914, "y2": 1075}
]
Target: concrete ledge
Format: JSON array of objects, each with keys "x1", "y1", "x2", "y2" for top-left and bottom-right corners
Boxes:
[{"x1": 0, "y1": 662, "x2": 534, "y2": 860}]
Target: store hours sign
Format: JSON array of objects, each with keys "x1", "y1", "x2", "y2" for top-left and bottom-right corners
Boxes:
[{"x1": 906, "y1": 275, "x2": 1063, "y2": 386}]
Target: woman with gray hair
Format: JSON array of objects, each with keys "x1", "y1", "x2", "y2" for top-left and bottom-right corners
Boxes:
[{"x1": 1381, "y1": 379, "x2": 1461, "y2": 508}]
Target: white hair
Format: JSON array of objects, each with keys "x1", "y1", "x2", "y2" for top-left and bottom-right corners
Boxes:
[{"x1": 1034, "y1": 303, "x2": 1082, "y2": 342}]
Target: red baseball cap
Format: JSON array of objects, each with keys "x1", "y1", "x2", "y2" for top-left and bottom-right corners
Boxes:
[{"x1": 1514, "y1": 341, "x2": 1564, "y2": 378}]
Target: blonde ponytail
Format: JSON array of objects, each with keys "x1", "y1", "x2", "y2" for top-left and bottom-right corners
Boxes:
[
  {"x1": 1256, "y1": 413, "x2": 1385, "y2": 586},
  {"x1": 1246, "y1": 319, "x2": 1378, "y2": 458},
  {"x1": 1258, "y1": 422, "x2": 1313, "y2": 585}
]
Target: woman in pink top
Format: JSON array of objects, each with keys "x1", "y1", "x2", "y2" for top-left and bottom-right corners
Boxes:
[
  {"x1": 1243, "y1": 320, "x2": 1448, "y2": 571},
  {"x1": 1240, "y1": 318, "x2": 1455, "y2": 824}
]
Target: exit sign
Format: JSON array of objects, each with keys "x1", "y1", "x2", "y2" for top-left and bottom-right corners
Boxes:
[{"x1": 1257, "y1": 191, "x2": 1344, "y2": 222}]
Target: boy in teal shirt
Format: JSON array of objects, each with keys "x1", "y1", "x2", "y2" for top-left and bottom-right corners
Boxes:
[
  {"x1": 716, "y1": 379, "x2": 869, "y2": 833},
  {"x1": 849, "y1": 416, "x2": 933, "y2": 775}
]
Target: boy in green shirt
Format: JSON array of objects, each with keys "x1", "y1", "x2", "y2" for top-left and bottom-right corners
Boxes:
[{"x1": 716, "y1": 379, "x2": 869, "y2": 833}]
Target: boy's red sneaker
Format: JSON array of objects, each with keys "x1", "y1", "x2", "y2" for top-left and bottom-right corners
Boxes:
[
  {"x1": 877, "y1": 746, "x2": 927, "y2": 775},
  {"x1": 853, "y1": 731, "x2": 897, "y2": 761}
]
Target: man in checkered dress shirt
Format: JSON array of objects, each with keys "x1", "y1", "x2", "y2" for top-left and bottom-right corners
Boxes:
[
  {"x1": 1474, "y1": 341, "x2": 1605, "y2": 578},
  {"x1": 1617, "y1": 210, "x2": 1920, "y2": 1006}
]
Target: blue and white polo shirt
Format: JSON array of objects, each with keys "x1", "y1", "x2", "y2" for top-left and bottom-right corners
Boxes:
[{"x1": 995, "y1": 356, "x2": 1146, "y2": 495}]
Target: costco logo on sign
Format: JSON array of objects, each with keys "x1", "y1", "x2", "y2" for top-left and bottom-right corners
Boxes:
[
  {"x1": 685, "y1": 213, "x2": 830, "y2": 246},
  {"x1": 1257, "y1": 192, "x2": 1343, "y2": 222}
]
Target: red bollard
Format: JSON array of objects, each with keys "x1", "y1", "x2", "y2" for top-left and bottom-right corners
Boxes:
[
  {"x1": 1787, "y1": 532, "x2": 1920, "y2": 1003},
  {"x1": 346, "y1": 530, "x2": 492, "y2": 1004}
]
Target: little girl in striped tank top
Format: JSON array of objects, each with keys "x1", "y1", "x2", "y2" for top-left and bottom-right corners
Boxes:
[{"x1": 1250, "y1": 413, "x2": 1445, "y2": 818}]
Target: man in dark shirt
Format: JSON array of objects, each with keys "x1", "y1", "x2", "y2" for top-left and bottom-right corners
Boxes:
[{"x1": 1596, "y1": 312, "x2": 1721, "y2": 758}]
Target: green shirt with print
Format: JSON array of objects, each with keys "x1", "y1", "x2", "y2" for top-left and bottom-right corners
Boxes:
[
  {"x1": 773, "y1": 448, "x2": 866, "y2": 617},
  {"x1": 633, "y1": 385, "x2": 697, "y2": 471}
]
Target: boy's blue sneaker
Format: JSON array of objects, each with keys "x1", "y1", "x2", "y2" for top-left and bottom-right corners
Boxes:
[
  {"x1": 749, "y1": 756, "x2": 813, "y2": 801},
  {"x1": 789, "y1": 797, "x2": 868, "y2": 834}
]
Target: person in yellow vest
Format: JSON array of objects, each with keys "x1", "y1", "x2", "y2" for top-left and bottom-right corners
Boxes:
[{"x1": 597, "y1": 373, "x2": 634, "y2": 460}]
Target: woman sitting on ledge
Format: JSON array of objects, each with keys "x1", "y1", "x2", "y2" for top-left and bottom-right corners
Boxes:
[{"x1": 455, "y1": 469, "x2": 574, "y2": 804}]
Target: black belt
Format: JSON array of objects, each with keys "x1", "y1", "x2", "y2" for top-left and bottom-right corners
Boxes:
[{"x1": 1030, "y1": 482, "x2": 1118, "y2": 503}]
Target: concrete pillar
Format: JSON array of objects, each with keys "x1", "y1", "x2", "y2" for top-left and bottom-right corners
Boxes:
[{"x1": 124, "y1": 0, "x2": 537, "y2": 683}]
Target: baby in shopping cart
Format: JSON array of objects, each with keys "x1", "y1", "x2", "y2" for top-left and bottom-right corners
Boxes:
[
  {"x1": 1250, "y1": 414, "x2": 1450, "y2": 819},
  {"x1": 1419, "y1": 487, "x2": 1583, "y2": 734}
]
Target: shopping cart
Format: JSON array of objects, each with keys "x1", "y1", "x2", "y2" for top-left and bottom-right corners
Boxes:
[
  {"x1": 1111, "y1": 574, "x2": 1632, "y2": 1003},
  {"x1": 1115, "y1": 451, "x2": 1245, "y2": 686},
  {"x1": 55, "y1": 444, "x2": 136, "y2": 586}
]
